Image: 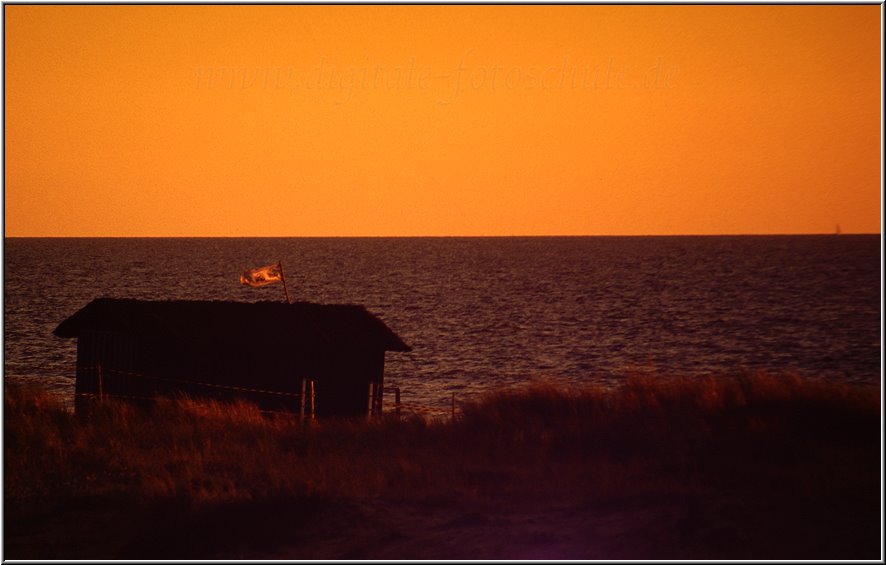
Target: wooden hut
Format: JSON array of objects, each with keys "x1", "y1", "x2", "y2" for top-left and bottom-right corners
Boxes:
[{"x1": 53, "y1": 298, "x2": 411, "y2": 418}]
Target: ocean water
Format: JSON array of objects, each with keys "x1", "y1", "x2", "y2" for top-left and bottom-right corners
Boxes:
[{"x1": 3, "y1": 236, "x2": 881, "y2": 412}]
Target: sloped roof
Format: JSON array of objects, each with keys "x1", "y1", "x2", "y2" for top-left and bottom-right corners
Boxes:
[{"x1": 53, "y1": 298, "x2": 411, "y2": 353}]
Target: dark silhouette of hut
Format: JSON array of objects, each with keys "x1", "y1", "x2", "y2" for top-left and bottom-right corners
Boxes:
[{"x1": 53, "y1": 298, "x2": 411, "y2": 418}]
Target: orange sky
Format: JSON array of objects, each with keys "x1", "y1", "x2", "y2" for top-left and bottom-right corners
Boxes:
[{"x1": 3, "y1": 5, "x2": 881, "y2": 236}]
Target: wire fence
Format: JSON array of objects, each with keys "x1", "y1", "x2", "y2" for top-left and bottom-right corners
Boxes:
[
  {"x1": 65, "y1": 364, "x2": 466, "y2": 422},
  {"x1": 75, "y1": 364, "x2": 303, "y2": 398}
]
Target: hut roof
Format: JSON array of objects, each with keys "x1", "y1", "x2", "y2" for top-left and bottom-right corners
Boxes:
[{"x1": 53, "y1": 298, "x2": 411, "y2": 353}]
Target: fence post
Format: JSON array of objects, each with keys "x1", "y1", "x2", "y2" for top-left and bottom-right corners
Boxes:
[
  {"x1": 451, "y1": 392, "x2": 455, "y2": 422},
  {"x1": 300, "y1": 378, "x2": 306, "y2": 421},
  {"x1": 367, "y1": 382, "x2": 374, "y2": 420},
  {"x1": 309, "y1": 379, "x2": 315, "y2": 421}
]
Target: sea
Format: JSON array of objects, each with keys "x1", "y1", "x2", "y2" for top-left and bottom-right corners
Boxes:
[{"x1": 3, "y1": 236, "x2": 882, "y2": 414}]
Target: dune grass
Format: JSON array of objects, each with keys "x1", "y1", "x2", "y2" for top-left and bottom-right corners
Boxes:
[
  {"x1": 5, "y1": 372, "x2": 879, "y2": 505},
  {"x1": 4, "y1": 372, "x2": 881, "y2": 558}
]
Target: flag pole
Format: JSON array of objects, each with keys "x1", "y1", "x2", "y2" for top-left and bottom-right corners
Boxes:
[{"x1": 278, "y1": 260, "x2": 292, "y2": 304}]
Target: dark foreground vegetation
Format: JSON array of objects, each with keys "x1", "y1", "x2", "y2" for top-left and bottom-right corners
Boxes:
[{"x1": 4, "y1": 373, "x2": 881, "y2": 559}]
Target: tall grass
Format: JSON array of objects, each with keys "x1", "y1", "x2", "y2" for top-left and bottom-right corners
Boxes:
[{"x1": 5, "y1": 372, "x2": 880, "y2": 510}]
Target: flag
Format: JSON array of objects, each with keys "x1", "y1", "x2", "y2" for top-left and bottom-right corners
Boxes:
[{"x1": 240, "y1": 263, "x2": 283, "y2": 287}]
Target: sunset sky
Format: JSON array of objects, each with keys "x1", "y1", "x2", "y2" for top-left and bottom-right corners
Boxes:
[{"x1": 3, "y1": 5, "x2": 881, "y2": 236}]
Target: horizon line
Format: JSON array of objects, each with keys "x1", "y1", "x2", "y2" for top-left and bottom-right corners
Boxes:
[{"x1": 4, "y1": 232, "x2": 881, "y2": 239}]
